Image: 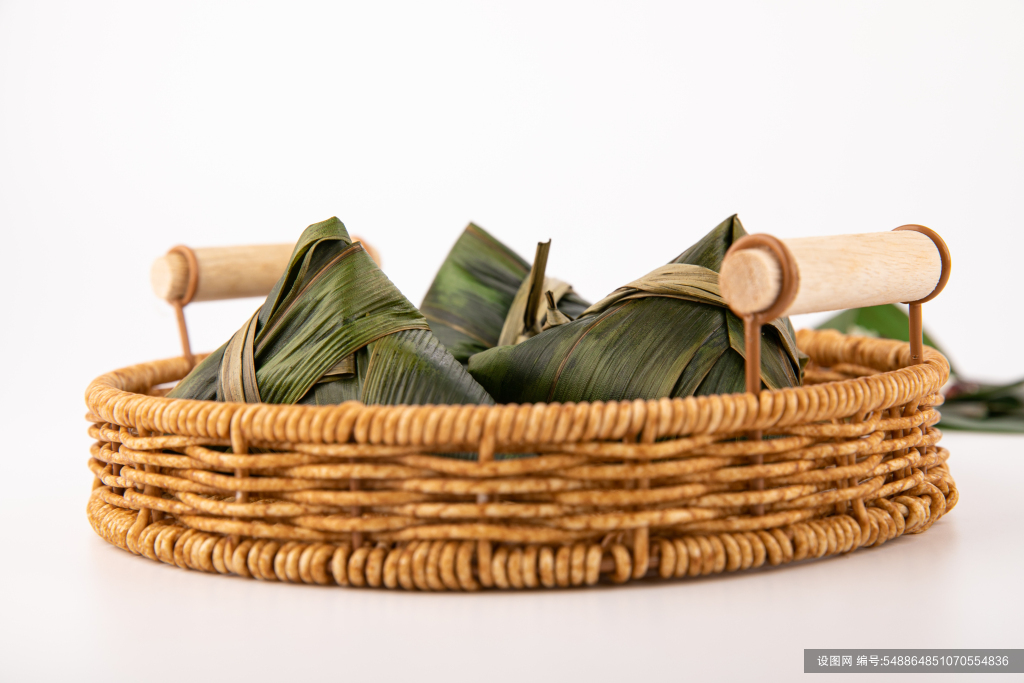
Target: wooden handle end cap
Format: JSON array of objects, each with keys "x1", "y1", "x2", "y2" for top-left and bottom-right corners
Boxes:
[
  {"x1": 719, "y1": 248, "x2": 782, "y2": 316},
  {"x1": 151, "y1": 252, "x2": 190, "y2": 302}
]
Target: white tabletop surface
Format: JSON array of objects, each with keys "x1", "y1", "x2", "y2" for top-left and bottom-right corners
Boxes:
[{"x1": 2, "y1": 431, "x2": 1020, "y2": 682}]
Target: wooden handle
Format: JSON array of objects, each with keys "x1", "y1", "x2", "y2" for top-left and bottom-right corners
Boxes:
[
  {"x1": 720, "y1": 230, "x2": 946, "y2": 317},
  {"x1": 150, "y1": 239, "x2": 380, "y2": 303}
]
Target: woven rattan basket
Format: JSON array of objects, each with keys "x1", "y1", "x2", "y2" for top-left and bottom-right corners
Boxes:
[
  {"x1": 86, "y1": 328, "x2": 955, "y2": 590},
  {"x1": 86, "y1": 227, "x2": 955, "y2": 590}
]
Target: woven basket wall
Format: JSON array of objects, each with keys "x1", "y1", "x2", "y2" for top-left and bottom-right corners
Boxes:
[{"x1": 85, "y1": 328, "x2": 956, "y2": 590}]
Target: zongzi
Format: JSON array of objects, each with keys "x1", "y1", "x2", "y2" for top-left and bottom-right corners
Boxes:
[
  {"x1": 168, "y1": 217, "x2": 493, "y2": 407},
  {"x1": 467, "y1": 215, "x2": 805, "y2": 403},
  {"x1": 420, "y1": 223, "x2": 590, "y2": 364}
]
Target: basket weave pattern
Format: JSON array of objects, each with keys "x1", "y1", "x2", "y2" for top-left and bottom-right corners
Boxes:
[{"x1": 85, "y1": 329, "x2": 957, "y2": 590}]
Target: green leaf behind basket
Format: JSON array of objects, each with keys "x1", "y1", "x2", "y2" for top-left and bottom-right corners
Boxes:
[
  {"x1": 940, "y1": 379, "x2": 1024, "y2": 433},
  {"x1": 168, "y1": 217, "x2": 493, "y2": 407},
  {"x1": 817, "y1": 304, "x2": 1024, "y2": 432},
  {"x1": 467, "y1": 215, "x2": 805, "y2": 403}
]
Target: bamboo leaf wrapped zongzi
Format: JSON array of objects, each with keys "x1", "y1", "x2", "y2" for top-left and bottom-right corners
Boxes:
[
  {"x1": 467, "y1": 215, "x2": 805, "y2": 403},
  {"x1": 168, "y1": 217, "x2": 493, "y2": 406}
]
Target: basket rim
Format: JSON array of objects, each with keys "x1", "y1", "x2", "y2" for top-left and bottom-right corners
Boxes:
[{"x1": 85, "y1": 329, "x2": 950, "y2": 447}]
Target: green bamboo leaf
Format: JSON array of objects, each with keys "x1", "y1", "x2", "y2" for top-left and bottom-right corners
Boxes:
[
  {"x1": 937, "y1": 378, "x2": 1024, "y2": 432},
  {"x1": 579, "y1": 263, "x2": 723, "y2": 316},
  {"x1": 543, "y1": 290, "x2": 572, "y2": 330},
  {"x1": 360, "y1": 329, "x2": 493, "y2": 405},
  {"x1": 170, "y1": 342, "x2": 225, "y2": 402},
  {"x1": 946, "y1": 378, "x2": 1024, "y2": 404},
  {"x1": 421, "y1": 224, "x2": 589, "y2": 363},
  {"x1": 671, "y1": 323, "x2": 730, "y2": 396},
  {"x1": 937, "y1": 411, "x2": 1024, "y2": 433},
  {"x1": 297, "y1": 347, "x2": 369, "y2": 406},
  {"x1": 811, "y1": 295, "x2": 1024, "y2": 433},
  {"x1": 694, "y1": 347, "x2": 746, "y2": 396},
  {"x1": 169, "y1": 217, "x2": 493, "y2": 407},
  {"x1": 468, "y1": 215, "x2": 804, "y2": 403},
  {"x1": 670, "y1": 214, "x2": 748, "y2": 270},
  {"x1": 498, "y1": 240, "x2": 552, "y2": 346},
  {"x1": 725, "y1": 310, "x2": 800, "y2": 390},
  {"x1": 219, "y1": 310, "x2": 261, "y2": 402}
]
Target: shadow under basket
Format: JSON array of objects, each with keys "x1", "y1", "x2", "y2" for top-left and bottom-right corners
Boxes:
[{"x1": 85, "y1": 328, "x2": 956, "y2": 590}]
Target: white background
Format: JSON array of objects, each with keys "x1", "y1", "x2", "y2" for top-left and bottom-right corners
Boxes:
[{"x1": 1, "y1": 2, "x2": 1021, "y2": 682}]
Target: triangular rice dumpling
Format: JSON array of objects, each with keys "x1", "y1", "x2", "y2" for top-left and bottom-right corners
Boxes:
[
  {"x1": 168, "y1": 217, "x2": 493, "y2": 406},
  {"x1": 467, "y1": 215, "x2": 806, "y2": 403},
  {"x1": 420, "y1": 223, "x2": 590, "y2": 364}
]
